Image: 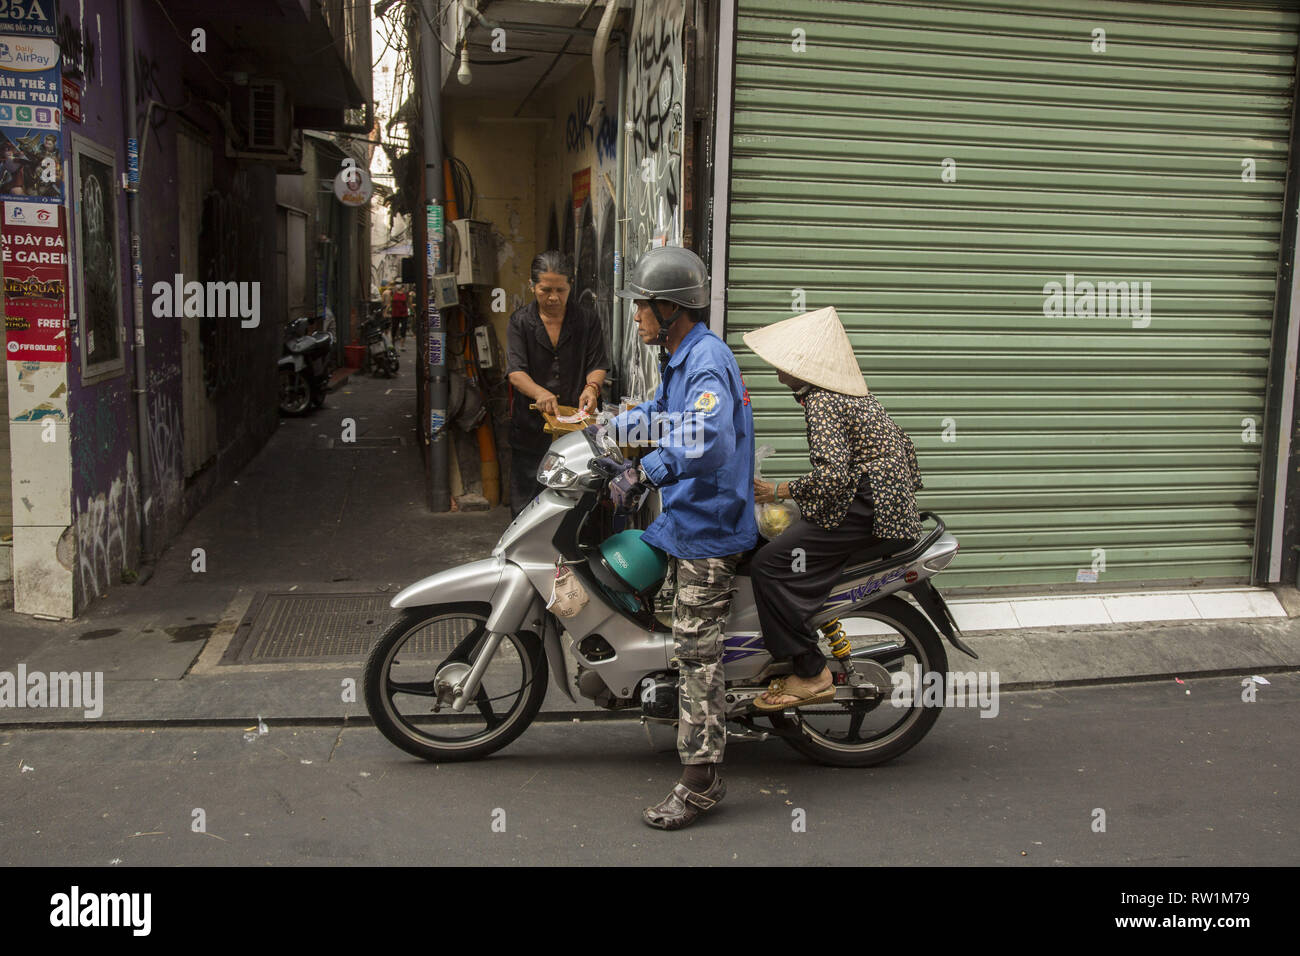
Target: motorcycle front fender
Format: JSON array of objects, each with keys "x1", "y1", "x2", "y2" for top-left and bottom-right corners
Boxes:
[
  {"x1": 390, "y1": 558, "x2": 544, "y2": 637},
  {"x1": 390, "y1": 557, "x2": 504, "y2": 610}
]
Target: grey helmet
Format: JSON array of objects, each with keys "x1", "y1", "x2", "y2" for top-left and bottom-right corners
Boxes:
[
  {"x1": 617, "y1": 246, "x2": 710, "y2": 344},
  {"x1": 617, "y1": 246, "x2": 710, "y2": 309}
]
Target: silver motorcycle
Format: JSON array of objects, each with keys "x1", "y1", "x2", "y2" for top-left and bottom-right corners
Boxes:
[{"x1": 363, "y1": 427, "x2": 978, "y2": 767}]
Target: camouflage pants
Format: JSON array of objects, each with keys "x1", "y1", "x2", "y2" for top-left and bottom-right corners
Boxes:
[{"x1": 663, "y1": 553, "x2": 742, "y2": 766}]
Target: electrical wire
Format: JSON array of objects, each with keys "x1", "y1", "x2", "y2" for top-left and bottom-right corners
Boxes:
[
  {"x1": 151, "y1": 0, "x2": 229, "y2": 90},
  {"x1": 513, "y1": 0, "x2": 599, "y2": 116}
]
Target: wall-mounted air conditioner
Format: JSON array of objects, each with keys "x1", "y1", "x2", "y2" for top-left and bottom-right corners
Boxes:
[{"x1": 226, "y1": 79, "x2": 296, "y2": 161}]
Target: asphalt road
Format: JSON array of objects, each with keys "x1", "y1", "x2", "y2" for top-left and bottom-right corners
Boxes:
[{"x1": 0, "y1": 673, "x2": 1294, "y2": 867}]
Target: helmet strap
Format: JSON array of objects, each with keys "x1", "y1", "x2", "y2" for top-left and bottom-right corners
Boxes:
[{"x1": 650, "y1": 300, "x2": 683, "y2": 346}]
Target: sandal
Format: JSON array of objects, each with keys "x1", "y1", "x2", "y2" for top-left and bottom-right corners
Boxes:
[
  {"x1": 642, "y1": 776, "x2": 727, "y2": 830},
  {"x1": 752, "y1": 676, "x2": 836, "y2": 712}
]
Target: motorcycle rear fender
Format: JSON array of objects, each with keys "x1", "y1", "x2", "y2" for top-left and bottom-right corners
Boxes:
[{"x1": 390, "y1": 557, "x2": 543, "y2": 635}]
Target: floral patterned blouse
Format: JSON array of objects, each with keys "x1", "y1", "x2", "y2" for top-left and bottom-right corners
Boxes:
[{"x1": 787, "y1": 386, "x2": 923, "y2": 540}]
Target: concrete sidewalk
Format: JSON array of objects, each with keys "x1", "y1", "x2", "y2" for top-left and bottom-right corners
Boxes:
[{"x1": 2, "y1": 359, "x2": 1299, "y2": 726}]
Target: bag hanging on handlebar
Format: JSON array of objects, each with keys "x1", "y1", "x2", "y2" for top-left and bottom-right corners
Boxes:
[{"x1": 546, "y1": 562, "x2": 589, "y2": 619}]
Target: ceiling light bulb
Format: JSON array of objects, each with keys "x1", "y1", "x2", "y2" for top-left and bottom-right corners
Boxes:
[{"x1": 457, "y1": 45, "x2": 472, "y2": 85}]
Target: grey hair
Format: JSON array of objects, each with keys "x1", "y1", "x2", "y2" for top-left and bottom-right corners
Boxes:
[{"x1": 530, "y1": 250, "x2": 573, "y2": 285}]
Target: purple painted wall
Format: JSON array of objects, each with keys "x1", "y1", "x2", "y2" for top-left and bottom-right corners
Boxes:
[{"x1": 64, "y1": 0, "x2": 279, "y2": 612}]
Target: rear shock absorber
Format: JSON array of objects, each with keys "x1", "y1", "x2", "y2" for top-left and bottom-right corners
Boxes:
[
  {"x1": 821, "y1": 618, "x2": 851, "y2": 659},
  {"x1": 819, "y1": 618, "x2": 857, "y2": 683}
]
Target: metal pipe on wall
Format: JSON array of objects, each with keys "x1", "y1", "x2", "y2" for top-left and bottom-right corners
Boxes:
[
  {"x1": 708, "y1": 0, "x2": 737, "y2": 339},
  {"x1": 121, "y1": 0, "x2": 156, "y2": 559},
  {"x1": 422, "y1": 0, "x2": 450, "y2": 511}
]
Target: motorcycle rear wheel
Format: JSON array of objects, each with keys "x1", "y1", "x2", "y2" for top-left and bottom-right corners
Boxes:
[
  {"x1": 363, "y1": 603, "x2": 548, "y2": 762},
  {"x1": 769, "y1": 595, "x2": 948, "y2": 768}
]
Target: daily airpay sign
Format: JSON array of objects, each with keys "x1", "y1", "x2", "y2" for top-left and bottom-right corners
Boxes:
[{"x1": 2, "y1": 198, "x2": 67, "y2": 361}]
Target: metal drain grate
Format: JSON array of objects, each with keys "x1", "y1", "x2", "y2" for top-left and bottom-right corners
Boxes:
[{"x1": 232, "y1": 592, "x2": 404, "y2": 662}]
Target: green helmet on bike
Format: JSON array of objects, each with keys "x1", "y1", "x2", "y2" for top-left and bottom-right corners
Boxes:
[{"x1": 599, "y1": 530, "x2": 668, "y2": 610}]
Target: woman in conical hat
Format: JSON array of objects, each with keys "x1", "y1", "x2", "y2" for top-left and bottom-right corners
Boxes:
[{"x1": 742, "y1": 306, "x2": 924, "y2": 711}]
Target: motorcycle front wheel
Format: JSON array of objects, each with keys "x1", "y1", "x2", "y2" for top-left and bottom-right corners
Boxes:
[
  {"x1": 769, "y1": 595, "x2": 949, "y2": 768},
  {"x1": 278, "y1": 369, "x2": 312, "y2": 416},
  {"x1": 363, "y1": 603, "x2": 548, "y2": 761}
]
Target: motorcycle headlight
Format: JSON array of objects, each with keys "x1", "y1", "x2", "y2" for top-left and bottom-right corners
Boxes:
[{"x1": 537, "y1": 452, "x2": 579, "y2": 489}]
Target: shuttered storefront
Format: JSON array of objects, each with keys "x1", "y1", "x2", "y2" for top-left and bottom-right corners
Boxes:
[{"x1": 726, "y1": 0, "x2": 1299, "y2": 588}]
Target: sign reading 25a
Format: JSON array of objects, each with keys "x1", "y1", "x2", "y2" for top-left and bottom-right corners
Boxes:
[{"x1": 0, "y1": 0, "x2": 55, "y2": 36}]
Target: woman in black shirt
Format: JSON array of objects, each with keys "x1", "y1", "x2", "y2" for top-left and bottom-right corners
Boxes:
[{"x1": 505, "y1": 251, "x2": 610, "y2": 515}]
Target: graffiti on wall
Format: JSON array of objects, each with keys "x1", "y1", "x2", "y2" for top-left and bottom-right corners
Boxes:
[
  {"x1": 573, "y1": 193, "x2": 616, "y2": 378},
  {"x1": 621, "y1": 0, "x2": 685, "y2": 400},
  {"x1": 57, "y1": 12, "x2": 96, "y2": 82},
  {"x1": 134, "y1": 51, "x2": 164, "y2": 106},
  {"x1": 75, "y1": 452, "x2": 139, "y2": 602},
  {"x1": 567, "y1": 91, "x2": 618, "y2": 163},
  {"x1": 147, "y1": 394, "x2": 182, "y2": 525}
]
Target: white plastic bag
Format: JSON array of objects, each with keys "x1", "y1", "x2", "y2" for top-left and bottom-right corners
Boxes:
[
  {"x1": 546, "y1": 563, "x2": 589, "y2": 618},
  {"x1": 754, "y1": 444, "x2": 800, "y2": 540}
]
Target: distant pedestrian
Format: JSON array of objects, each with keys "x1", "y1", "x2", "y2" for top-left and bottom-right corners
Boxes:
[{"x1": 390, "y1": 285, "x2": 409, "y2": 347}]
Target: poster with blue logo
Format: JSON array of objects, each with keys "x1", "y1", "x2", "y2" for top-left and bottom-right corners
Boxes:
[{"x1": 0, "y1": 33, "x2": 62, "y2": 203}]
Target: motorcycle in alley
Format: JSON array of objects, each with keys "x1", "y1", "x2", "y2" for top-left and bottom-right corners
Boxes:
[
  {"x1": 361, "y1": 314, "x2": 399, "y2": 378},
  {"x1": 363, "y1": 427, "x2": 978, "y2": 766},
  {"x1": 278, "y1": 316, "x2": 335, "y2": 416}
]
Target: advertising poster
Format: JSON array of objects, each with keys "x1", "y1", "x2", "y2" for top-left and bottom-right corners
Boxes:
[
  {"x1": 0, "y1": 33, "x2": 62, "y2": 203},
  {"x1": 2, "y1": 198, "x2": 68, "y2": 361}
]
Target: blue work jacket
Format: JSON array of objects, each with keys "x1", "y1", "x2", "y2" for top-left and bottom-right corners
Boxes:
[{"x1": 611, "y1": 321, "x2": 758, "y2": 559}]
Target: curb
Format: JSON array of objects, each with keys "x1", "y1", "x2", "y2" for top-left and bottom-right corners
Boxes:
[{"x1": 1, "y1": 667, "x2": 1293, "y2": 731}]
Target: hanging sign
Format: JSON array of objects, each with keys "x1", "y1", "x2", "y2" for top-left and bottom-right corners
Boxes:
[
  {"x1": 61, "y1": 75, "x2": 80, "y2": 123},
  {"x1": 333, "y1": 163, "x2": 372, "y2": 206},
  {"x1": 0, "y1": 1, "x2": 56, "y2": 37}
]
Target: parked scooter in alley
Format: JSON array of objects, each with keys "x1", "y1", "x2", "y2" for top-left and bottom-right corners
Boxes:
[
  {"x1": 361, "y1": 311, "x2": 399, "y2": 378},
  {"x1": 278, "y1": 315, "x2": 335, "y2": 415}
]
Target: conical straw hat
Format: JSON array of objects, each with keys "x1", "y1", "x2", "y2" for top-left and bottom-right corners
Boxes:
[{"x1": 742, "y1": 306, "x2": 868, "y2": 396}]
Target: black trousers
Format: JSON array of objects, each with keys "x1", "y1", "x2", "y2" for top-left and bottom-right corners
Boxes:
[
  {"x1": 510, "y1": 441, "x2": 549, "y2": 517},
  {"x1": 751, "y1": 491, "x2": 912, "y2": 678}
]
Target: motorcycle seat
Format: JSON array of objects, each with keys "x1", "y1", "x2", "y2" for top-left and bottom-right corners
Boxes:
[
  {"x1": 734, "y1": 514, "x2": 952, "y2": 580},
  {"x1": 734, "y1": 537, "x2": 910, "y2": 578}
]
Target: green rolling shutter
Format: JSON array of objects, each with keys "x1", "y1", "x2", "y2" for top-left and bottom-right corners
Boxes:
[{"x1": 727, "y1": 0, "x2": 1298, "y2": 588}]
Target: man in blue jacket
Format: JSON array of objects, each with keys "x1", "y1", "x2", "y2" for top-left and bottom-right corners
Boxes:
[{"x1": 605, "y1": 246, "x2": 758, "y2": 830}]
